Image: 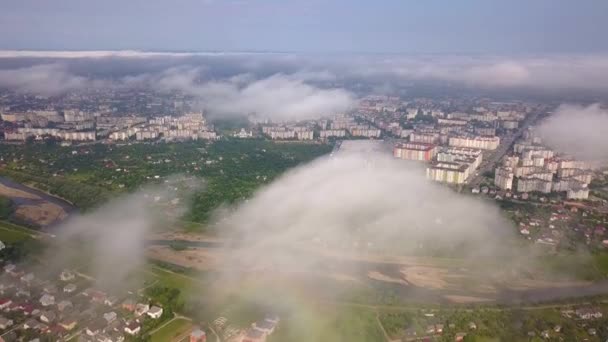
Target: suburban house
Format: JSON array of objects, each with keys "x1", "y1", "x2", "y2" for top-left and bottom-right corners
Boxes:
[
  {"x1": 63, "y1": 283, "x2": 77, "y2": 293},
  {"x1": 121, "y1": 299, "x2": 136, "y2": 312},
  {"x1": 135, "y1": 303, "x2": 149, "y2": 317},
  {"x1": 575, "y1": 307, "x2": 603, "y2": 320},
  {"x1": 0, "y1": 298, "x2": 12, "y2": 310},
  {"x1": 39, "y1": 294, "x2": 55, "y2": 307},
  {"x1": 0, "y1": 316, "x2": 13, "y2": 329},
  {"x1": 124, "y1": 321, "x2": 141, "y2": 336},
  {"x1": 147, "y1": 306, "x2": 163, "y2": 319}
]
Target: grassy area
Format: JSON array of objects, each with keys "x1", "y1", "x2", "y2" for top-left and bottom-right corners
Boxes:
[
  {"x1": 269, "y1": 305, "x2": 385, "y2": 342},
  {"x1": 0, "y1": 196, "x2": 12, "y2": 219},
  {"x1": 0, "y1": 140, "x2": 332, "y2": 222},
  {"x1": 150, "y1": 318, "x2": 193, "y2": 342},
  {"x1": 593, "y1": 252, "x2": 608, "y2": 277},
  {"x1": 0, "y1": 220, "x2": 35, "y2": 242},
  {"x1": 143, "y1": 265, "x2": 207, "y2": 303}
]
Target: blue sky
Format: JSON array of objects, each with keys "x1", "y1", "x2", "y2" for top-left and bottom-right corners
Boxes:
[{"x1": 1, "y1": 0, "x2": 607, "y2": 53}]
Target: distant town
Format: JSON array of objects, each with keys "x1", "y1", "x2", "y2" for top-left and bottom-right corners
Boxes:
[
  {"x1": 1, "y1": 90, "x2": 601, "y2": 204},
  {"x1": 1, "y1": 88, "x2": 608, "y2": 342}
]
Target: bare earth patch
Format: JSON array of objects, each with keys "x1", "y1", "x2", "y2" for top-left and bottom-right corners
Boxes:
[
  {"x1": 401, "y1": 266, "x2": 449, "y2": 289},
  {"x1": 443, "y1": 295, "x2": 494, "y2": 304},
  {"x1": 146, "y1": 246, "x2": 221, "y2": 270},
  {"x1": 329, "y1": 273, "x2": 361, "y2": 283},
  {"x1": 149, "y1": 231, "x2": 223, "y2": 243},
  {"x1": 14, "y1": 202, "x2": 67, "y2": 226},
  {"x1": 503, "y1": 278, "x2": 591, "y2": 291},
  {"x1": 367, "y1": 271, "x2": 409, "y2": 285},
  {"x1": 0, "y1": 183, "x2": 40, "y2": 200}
]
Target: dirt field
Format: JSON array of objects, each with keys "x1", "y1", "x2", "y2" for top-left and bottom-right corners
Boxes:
[
  {"x1": 443, "y1": 295, "x2": 494, "y2": 304},
  {"x1": 14, "y1": 203, "x2": 68, "y2": 226},
  {"x1": 400, "y1": 266, "x2": 449, "y2": 289},
  {"x1": 145, "y1": 238, "x2": 603, "y2": 304},
  {"x1": 146, "y1": 245, "x2": 221, "y2": 270},
  {"x1": 367, "y1": 271, "x2": 409, "y2": 285},
  {"x1": 149, "y1": 231, "x2": 223, "y2": 243},
  {"x1": 0, "y1": 183, "x2": 40, "y2": 200},
  {"x1": 0, "y1": 182, "x2": 69, "y2": 227}
]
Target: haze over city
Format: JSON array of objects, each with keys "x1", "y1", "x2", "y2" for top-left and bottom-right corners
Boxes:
[{"x1": 0, "y1": 1, "x2": 607, "y2": 342}]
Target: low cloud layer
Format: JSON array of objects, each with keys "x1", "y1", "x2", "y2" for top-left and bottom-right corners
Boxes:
[
  {"x1": 216, "y1": 150, "x2": 515, "y2": 274},
  {"x1": 0, "y1": 59, "x2": 354, "y2": 121},
  {"x1": 43, "y1": 177, "x2": 200, "y2": 290},
  {"x1": 0, "y1": 64, "x2": 101, "y2": 96},
  {"x1": 537, "y1": 104, "x2": 608, "y2": 162},
  {"x1": 3, "y1": 52, "x2": 608, "y2": 118},
  {"x1": 153, "y1": 69, "x2": 354, "y2": 120},
  {"x1": 347, "y1": 55, "x2": 608, "y2": 92}
]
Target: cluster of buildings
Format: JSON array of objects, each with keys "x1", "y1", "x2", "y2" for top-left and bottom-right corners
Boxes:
[
  {"x1": 238, "y1": 316, "x2": 280, "y2": 342},
  {"x1": 210, "y1": 314, "x2": 280, "y2": 342},
  {"x1": 0, "y1": 108, "x2": 219, "y2": 144},
  {"x1": 382, "y1": 98, "x2": 532, "y2": 185},
  {"x1": 111, "y1": 112, "x2": 217, "y2": 142},
  {"x1": 0, "y1": 266, "x2": 164, "y2": 341},
  {"x1": 494, "y1": 131, "x2": 594, "y2": 200},
  {"x1": 392, "y1": 121, "x2": 507, "y2": 185},
  {"x1": 426, "y1": 147, "x2": 484, "y2": 184},
  {"x1": 262, "y1": 125, "x2": 314, "y2": 140},
  {"x1": 393, "y1": 142, "x2": 484, "y2": 186},
  {"x1": 258, "y1": 114, "x2": 381, "y2": 141}
]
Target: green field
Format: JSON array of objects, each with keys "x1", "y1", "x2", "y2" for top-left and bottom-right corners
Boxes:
[
  {"x1": 268, "y1": 305, "x2": 385, "y2": 342},
  {"x1": 150, "y1": 318, "x2": 193, "y2": 342},
  {"x1": 0, "y1": 139, "x2": 332, "y2": 223},
  {"x1": 0, "y1": 220, "x2": 35, "y2": 242}
]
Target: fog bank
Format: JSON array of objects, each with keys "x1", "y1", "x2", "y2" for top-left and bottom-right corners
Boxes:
[
  {"x1": 537, "y1": 103, "x2": 608, "y2": 162},
  {"x1": 216, "y1": 151, "x2": 515, "y2": 274}
]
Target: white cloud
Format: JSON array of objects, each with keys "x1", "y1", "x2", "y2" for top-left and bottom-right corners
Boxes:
[
  {"x1": 151, "y1": 69, "x2": 355, "y2": 120},
  {"x1": 217, "y1": 150, "x2": 515, "y2": 273},
  {"x1": 537, "y1": 103, "x2": 608, "y2": 162},
  {"x1": 0, "y1": 64, "x2": 101, "y2": 96},
  {"x1": 347, "y1": 55, "x2": 608, "y2": 91}
]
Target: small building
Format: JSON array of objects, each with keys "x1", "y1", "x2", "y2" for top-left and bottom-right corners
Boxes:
[
  {"x1": 57, "y1": 300, "x2": 73, "y2": 312},
  {"x1": 190, "y1": 328, "x2": 207, "y2": 342},
  {"x1": 59, "y1": 317, "x2": 78, "y2": 331},
  {"x1": 39, "y1": 294, "x2": 55, "y2": 307},
  {"x1": 253, "y1": 318, "x2": 277, "y2": 335},
  {"x1": 23, "y1": 318, "x2": 40, "y2": 330},
  {"x1": 104, "y1": 296, "x2": 118, "y2": 306},
  {"x1": 85, "y1": 319, "x2": 106, "y2": 336},
  {"x1": 455, "y1": 332, "x2": 467, "y2": 341},
  {"x1": 135, "y1": 303, "x2": 149, "y2": 317},
  {"x1": 0, "y1": 298, "x2": 12, "y2": 310},
  {"x1": 147, "y1": 306, "x2": 163, "y2": 319},
  {"x1": 241, "y1": 328, "x2": 266, "y2": 342},
  {"x1": 104, "y1": 311, "x2": 117, "y2": 323},
  {"x1": 60, "y1": 270, "x2": 76, "y2": 281},
  {"x1": 20, "y1": 273, "x2": 35, "y2": 284},
  {"x1": 121, "y1": 298, "x2": 136, "y2": 312},
  {"x1": 124, "y1": 321, "x2": 141, "y2": 336},
  {"x1": 40, "y1": 311, "x2": 56, "y2": 323},
  {"x1": 0, "y1": 316, "x2": 13, "y2": 329},
  {"x1": 64, "y1": 283, "x2": 77, "y2": 293},
  {"x1": 575, "y1": 307, "x2": 603, "y2": 320}
]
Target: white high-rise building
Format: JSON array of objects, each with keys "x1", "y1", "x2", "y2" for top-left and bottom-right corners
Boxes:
[{"x1": 494, "y1": 167, "x2": 514, "y2": 191}]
